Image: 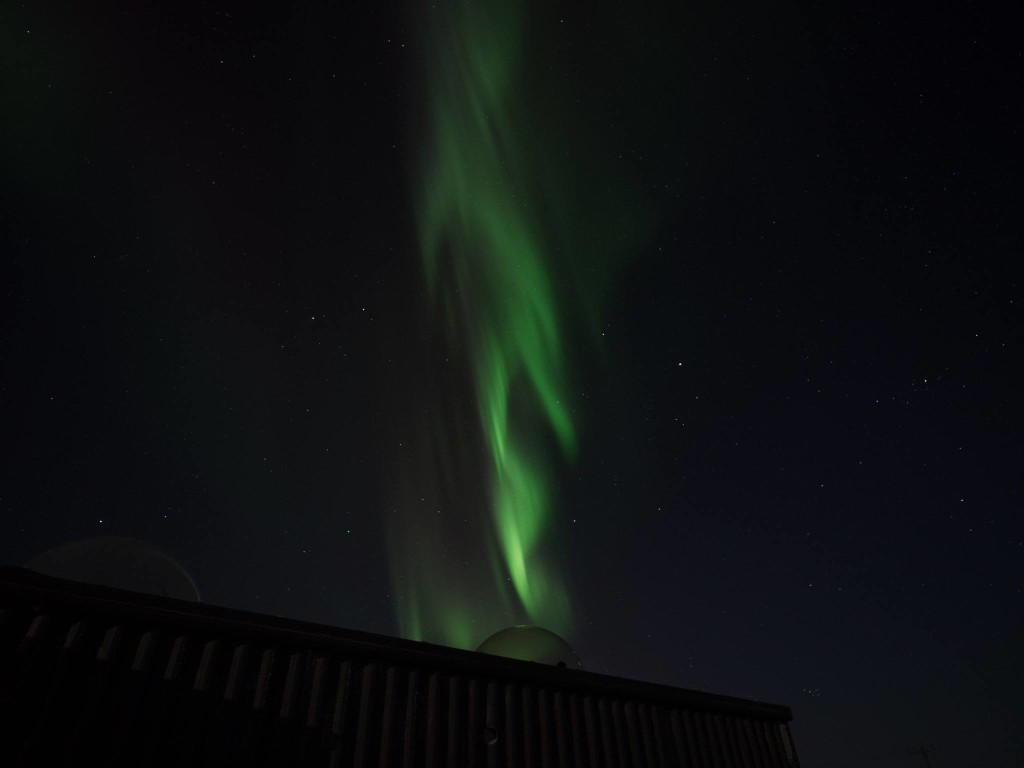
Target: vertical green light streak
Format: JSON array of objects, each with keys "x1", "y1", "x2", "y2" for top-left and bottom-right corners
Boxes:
[{"x1": 416, "y1": 0, "x2": 574, "y2": 634}]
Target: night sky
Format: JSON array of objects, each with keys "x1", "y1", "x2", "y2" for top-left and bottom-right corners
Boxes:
[{"x1": 2, "y1": 2, "x2": 1022, "y2": 767}]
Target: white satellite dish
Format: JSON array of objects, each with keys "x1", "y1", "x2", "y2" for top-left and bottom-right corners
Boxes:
[
  {"x1": 27, "y1": 536, "x2": 200, "y2": 602},
  {"x1": 476, "y1": 625, "x2": 583, "y2": 669}
]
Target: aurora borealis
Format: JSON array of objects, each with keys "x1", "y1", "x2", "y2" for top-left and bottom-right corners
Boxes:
[
  {"x1": 408, "y1": 0, "x2": 575, "y2": 643},
  {"x1": 3, "y1": 1, "x2": 1022, "y2": 765},
  {"x1": 389, "y1": 0, "x2": 645, "y2": 648}
]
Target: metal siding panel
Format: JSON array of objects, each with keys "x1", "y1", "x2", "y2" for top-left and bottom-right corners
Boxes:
[
  {"x1": 16, "y1": 620, "x2": 96, "y2": 765},
  {"x1": 425, "y1": 671, "x2": 443, "y2": 768},
  {"x1": 447, "y1": 674, "x2": 465, "y2": 768},
  {"x1": 719, "y1": 718, "x2": 737, "y2": 768},
  {"x1": 649, "y1": 705, "x2": 676, "y2": 768},
  {"x1": 538, "y1": 687, "x2": 554, "y2": 768},
  {"x1": 401, "y1": 669, "x2": 422, "y2": 768},
  {"x1": 0, "y1": 608, "x2": 28, "y2": 670},
  {"x1": 747, "y1": 719, "x2": 768, "y2": 768},
  {"x1": 504, "y1": 683, "x2": 522, "y2": 768},
  {"x1": 153, "y1": 635, "x2": 190, "y2": 762},
  {"x1": 738, "y1": 720, "x2": 756, "y2": 768},
  {"x1": 779, "y1": 723, "x2": 799, "y2": 768},
  {"x1": 741, "y1": 720, "x2": 764, "y2": 768},
  {"x1": 715, "y1": 715, "x2": 737, "y2": 768},
  {"x1": 668, "y1": 709, "x2": 690, "y2": 768},
  {"x1": 110, "y1": 628, "x2": 163, "y2": 763},
  {"x1": 328, "y1": 659, "x2": 355, "y2": 765},
  {"x1": 553, "y1": 690, "x2": 571, "y2": 768},
  {"x1": 569, "y1": 693, "x2": 588, "y2": 768},
  {"x1": 377, "y1": 666, "x2": 401, "y2": 768},
  {"x1": 731, "y1": 717, "x2": 749, "y2": 768},
  {"x1": 224, "y1": 643, "x2": 250, "y2": 703},
  {"x1": 608, "y1": 700, "x2": 628, "y2": 768},
  {"x1": 70, "y1": 625, "x2": 117, "y2": 763},
  {"x1": 280, "y1": 650, "x2": 305, "y2": 720},
  {"x1": 735, "y1": 718, "x2": 753, "y2": 768},
  {"x1": 242, "y1": 645, "x2": 274, "y2": 763},
  {"x1": 485, "y1": 679, "x2": 504, "y2": 768},
  {"x1": 195, "y1": 639, "x2": 221, "y2": 694},
  {"x1": 623, "y1": 701, "x2": 644, "y2": 767},
  {"x1": 598, "y1": 698, "x2": 618, "y2": 767},
  {"x1": 176, "y1": 638, "x2": 224, "y2": 765},
  {"x1": 754, "y1": 720, "x2": 778, "y2": 768},
  {"x1": 705, "y1": 712, "x2": 727, "y2": 768},
  {"x1": 696, "y1": 712, "x2": 720, "y2": 768},
  {"x1": 717, "y1": 713, "x2": 736, "y2": 768},
  {"x1": 252, "y1": 647, "x2": 275, "y2": 712},
  {"x1": 163, "y1": 634, "x2": 187, "y2": 680},
  {"x1": 201, "y1": 638, "x2": 238, "y2": 761},
  {"x1": 613, "y1": 700, "x2": 633, "y2": 767},
  {"x1": 467, "y1": 677, "x2": 483, "y2": 768},
  {"x1": 307, "y1": 655, "x2": 330, "y2": 729},
  {"x1": 212, "y1": 641, "x2": 250, "y2": 764},
  {"x1": 353, "y1": 662, "x2": 380, "y2": 768},
  {"x1": 769, "y1": 721, "x2": 790, "y2": 768},
  {"x1": 521, "y1": 685, "x2": 538, "y2": 768},
  {"x1": 751, "y1": 721, "x2": 769, "y2": 768},
  {"x1": 684, "y1": 711, "x2": 710, "y2": 768},
  {"x1": 748, "y1": 720, "x2": 768, "y2": 768},
  {"x1": 583, "y1": 696, "x2": 603, "y2": 768},
  {"x1": 637, "y1": 703, "x2": 657, "y2": 768}
]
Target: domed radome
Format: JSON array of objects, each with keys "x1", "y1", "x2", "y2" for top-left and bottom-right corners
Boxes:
[
  {"x1": 476, "y1": 625, "x2": 583, "y2": 669},
  {"x1": 27, "y1": 536, "x2": 200, "y2": 602}
]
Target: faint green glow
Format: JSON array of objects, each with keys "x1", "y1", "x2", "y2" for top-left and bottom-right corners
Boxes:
[
  {"x1": 415, "y1": 0, "x2": 574, "y2": 637},
  {"x1": 392, "y1": 0, "x2": 647, "y2": 648}
]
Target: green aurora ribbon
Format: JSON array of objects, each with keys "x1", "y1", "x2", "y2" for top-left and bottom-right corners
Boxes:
[{"x1": 392, "y1": 0, "x2": 646, "y2": 648}]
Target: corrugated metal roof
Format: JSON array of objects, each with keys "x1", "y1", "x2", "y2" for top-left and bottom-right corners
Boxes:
[{"x1": 0, "y1": 566, "x2": 800, "y2": 767}]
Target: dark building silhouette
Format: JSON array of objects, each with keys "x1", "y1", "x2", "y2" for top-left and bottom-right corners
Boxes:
[{"x1": 0, "y1": 566, "x2": 800, "y2": 766}]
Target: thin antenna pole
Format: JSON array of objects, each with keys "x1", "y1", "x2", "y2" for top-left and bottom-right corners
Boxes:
[{"x1": 909, "y1": 744, "x2": 935, "y2": 768}]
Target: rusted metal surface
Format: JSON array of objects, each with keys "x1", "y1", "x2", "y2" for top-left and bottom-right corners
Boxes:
[{"x1": 0, "y1": 566, "x2": 799, "y2": 767}]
